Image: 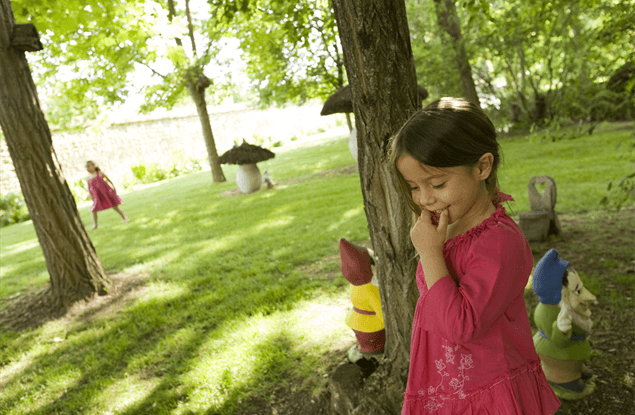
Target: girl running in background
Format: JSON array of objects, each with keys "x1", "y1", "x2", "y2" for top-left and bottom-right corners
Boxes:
[
  {"x1": 85, "y1": 160, "x2": 128, "y2": 230},
  {"x1": 391, "y1": 97, "x2": 560, "y2": 414}
]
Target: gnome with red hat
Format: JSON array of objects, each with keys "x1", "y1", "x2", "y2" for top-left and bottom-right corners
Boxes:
[{"x1": 339, "y1": 238, "x2": 385, "y2": 370}]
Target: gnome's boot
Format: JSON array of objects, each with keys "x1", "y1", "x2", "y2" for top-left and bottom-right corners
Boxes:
[
  {"x1": 581, "y1": 363, "x2": 593, "y2": 381},
  {"x1": 548, "y1": 378, "x2": 585, "y2": 392},
  {"x1": 547, "y1": 377, "x2": 596, "y2": 400}
]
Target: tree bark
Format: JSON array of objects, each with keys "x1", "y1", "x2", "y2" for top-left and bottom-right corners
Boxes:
[
  {"x1": 434, "y1": 0, "x2": 480, "y2": 107},
  {"x1": 186, "y1": 77, "x2": 226, "y2": 183},
  {"x1": 0, "y1": 0, "x2": 109, "y2": 309},
  {"x1": 331, "y1": 1, "x2": 420, "y2": 413}
]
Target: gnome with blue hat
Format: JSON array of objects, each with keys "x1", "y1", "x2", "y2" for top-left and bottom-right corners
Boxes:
[{"x1": 532, "y1": 249, "x2": 598, "y2": 399}]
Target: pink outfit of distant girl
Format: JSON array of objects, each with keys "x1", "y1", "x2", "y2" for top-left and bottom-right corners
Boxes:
[
  {"x1": 88, "y1": 172, "x2": 122, "y2": 212},
  {"x1": 402, "y1": 193, "x2": 560, "y2": 415}
]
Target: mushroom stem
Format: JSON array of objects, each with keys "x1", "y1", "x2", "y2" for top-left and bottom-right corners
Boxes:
[{"x1": 236, "y1": 164, "x2": 262, "y2": 194}]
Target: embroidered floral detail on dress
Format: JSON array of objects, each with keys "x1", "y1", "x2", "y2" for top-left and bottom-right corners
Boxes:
[
  {"x1": 449, "y1": 378, "x2": 461, "y2": 390},
  {"x1": 442, "y1": 345, "x2": 455, "y2": 364},
  {"x1": 422, "y1": 340, "x2": 474, "y2": 413},
  {"x1": 425, "y1": 400, "x2": 441, "y2": 413}
]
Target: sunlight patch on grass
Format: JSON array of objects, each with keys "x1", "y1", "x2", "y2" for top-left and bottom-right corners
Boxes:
[
  {"x1": 254, "y1": 215, "x2": 295, "y2": 232},
  {"x1": 183, "y1": 294, "x2": 351, "y2": 412},
  {"x1": 1, "y1": 239, "x2": 39, "y2": 256},
  {"x1": 89, "y1": 374, "x2": 159, "y2": 414},
  {"x1": 327, "y1": 205, "x2": 365, "y2": 232}
]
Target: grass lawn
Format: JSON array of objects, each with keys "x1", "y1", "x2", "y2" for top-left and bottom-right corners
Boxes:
[{"x1": 0, "y1": 124, "x2": 633, "y2": 415}]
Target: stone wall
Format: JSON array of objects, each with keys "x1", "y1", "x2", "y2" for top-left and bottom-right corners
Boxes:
[{"x1": 0, "y1": 103, "x2": 344, "y2": 194}]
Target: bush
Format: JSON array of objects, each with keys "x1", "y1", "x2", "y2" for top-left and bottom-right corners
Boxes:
[
  {"x1": 0, "y1": 192, "x2": 30, "y2": 227},
  {"x1": 69, "y1": 178, "x2": 91, "y2": 203},
  {"x1": 128, "y1": 157, "x2": 204, "y2": 187}
]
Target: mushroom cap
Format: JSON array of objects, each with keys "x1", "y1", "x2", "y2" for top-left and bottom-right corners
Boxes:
[
  {"x1": 320, "y1": 85, "x2": 429, "y2": 115},
  {"x1": 219, "y1": 140, "x2": 275, "y2": 165}
]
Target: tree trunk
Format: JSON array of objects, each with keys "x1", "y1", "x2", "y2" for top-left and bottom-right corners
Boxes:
[
  {"x1": 186, "y1": 79, "x2": 226, "y2": 183},
  {"x1": 331, "y1": 1, "x2": 420, "y2": 413},
  {"x1": 0, "y1": 0, "x2": 109, "y2": 310},
  {"x1": 434, "y1": 0, "x2": 480, "y2": 107}
]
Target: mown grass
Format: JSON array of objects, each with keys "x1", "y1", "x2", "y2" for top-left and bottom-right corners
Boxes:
[{"x1": 0, "y1": 124, "x2": 633, "y2": 415}]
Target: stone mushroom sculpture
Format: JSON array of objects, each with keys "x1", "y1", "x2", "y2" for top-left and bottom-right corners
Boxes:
[
  {"x1": 219, "y1": 140, "x2": 275, "y2": 194},
  {"x1": 320, "y1": 85, "x2": 429, "y2": 161}
]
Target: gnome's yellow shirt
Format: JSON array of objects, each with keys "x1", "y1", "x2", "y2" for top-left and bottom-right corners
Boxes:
[{"x1": 345, "y1": 283, "x2": 384, "y2": 333}]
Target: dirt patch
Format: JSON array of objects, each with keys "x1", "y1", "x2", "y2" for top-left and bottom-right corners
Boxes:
[
  {"x1": 233, "y1": 348, "x2": 349, "y2": 415},
  {"x1": 0, "y1": 271, "x2": 150, "y2": 331},
  {"x1": 221, "y1": 164, "x2": 359, "y2": 197}
]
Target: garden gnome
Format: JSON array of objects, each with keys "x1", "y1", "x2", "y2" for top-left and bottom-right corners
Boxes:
[
  {"x1": 339, "y1": 239, "x2": 385, "y2": 374},
  {"x1": 263, "y1": 170, "x2": 274, "y2": 189},
  {"x1": 532, "y1": 249, "x2": 598, "y2": 399}
]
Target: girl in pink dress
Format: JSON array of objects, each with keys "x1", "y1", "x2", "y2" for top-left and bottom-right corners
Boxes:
[
  {"x1": 85, "y1": 160, "x2": 128, "y2": 230},
  {"x1": 391, "y1": 98, "x2": 560, "y2": 414}
]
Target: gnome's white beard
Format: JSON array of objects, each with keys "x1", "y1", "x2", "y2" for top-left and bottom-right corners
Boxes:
[{"x1": 559, "y1": 299, "x2": 593, "y2": 334}]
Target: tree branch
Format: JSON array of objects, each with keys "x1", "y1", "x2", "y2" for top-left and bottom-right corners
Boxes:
[
  {"x1": 138, "y1": 61, "x2": 166, "y2": 79},
  {"x1": 185, "y1": 0, "x2": 197, "y2": 58},
  {"x1": 166, "y1": 0, "x2": 183, "y2": 47}
]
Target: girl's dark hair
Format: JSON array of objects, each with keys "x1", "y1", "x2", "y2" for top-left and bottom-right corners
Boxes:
[
  {"x1": 390, "y1": 97, "x2": 502, "y2": 215},
  {"x1": 86, "y1": 160, "x2": 100, "y2": 172}
]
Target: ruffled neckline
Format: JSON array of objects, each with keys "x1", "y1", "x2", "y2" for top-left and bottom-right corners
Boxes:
[{"x1": 443, "y1": 191, "x2": 514, "y2": 251}]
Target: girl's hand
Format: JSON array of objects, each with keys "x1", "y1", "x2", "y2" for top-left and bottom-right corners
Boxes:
[
  {"x1": 557, "y1": 307, "x2": 573, "y2": 334},
  {"x1": 410, "y1": 209, "x2": 449, "y2": 257}
]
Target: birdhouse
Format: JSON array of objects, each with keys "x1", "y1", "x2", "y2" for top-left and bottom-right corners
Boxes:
[{"x1": 10, "y1": 24, "x2": 43, "y2": 52}]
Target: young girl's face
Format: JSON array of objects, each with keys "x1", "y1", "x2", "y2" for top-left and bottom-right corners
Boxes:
[
  {"x1": 397, "y1": 154, "x2": 491, "y2": 226},
  {"x1": 86, "y1": 163, "x2": 96, "y2": 173}
]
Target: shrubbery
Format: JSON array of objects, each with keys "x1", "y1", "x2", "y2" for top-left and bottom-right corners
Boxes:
[
  {"x1": 0, "y1": 193, "x2": 30, "y2": 227},
  {"x1": 125, "y1": 157, "x2": 203, "y2": 189}
]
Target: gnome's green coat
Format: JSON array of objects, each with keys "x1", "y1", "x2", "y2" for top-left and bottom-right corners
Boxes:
[{"x1": 533, "y1": 303, "x2": 592, "y2": 360}]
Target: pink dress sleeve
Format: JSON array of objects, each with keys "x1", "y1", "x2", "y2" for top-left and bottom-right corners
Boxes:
[{"x1": 416, "y1": 225, "x2": 533, "y2": 345}]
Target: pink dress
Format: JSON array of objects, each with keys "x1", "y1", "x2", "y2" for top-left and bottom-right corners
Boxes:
[
  {"x1": 402, "y1": 193, "x2": 560, "y2": 415},
  {"x1": 88, "y1": 172, "x2": 122, "y2": 213}
]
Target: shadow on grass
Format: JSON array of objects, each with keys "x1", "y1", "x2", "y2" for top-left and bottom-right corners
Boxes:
[
  {"x1": 0, "y1": 173, "x2": 365, "y2": 414},
  {"x1": 0, "y1": 261, "x2": 349, "y2": 414}
]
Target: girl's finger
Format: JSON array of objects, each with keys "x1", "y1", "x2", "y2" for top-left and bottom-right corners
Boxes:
[{"x1": 437, "y1": 208, "x2": 450, "y2": 231}]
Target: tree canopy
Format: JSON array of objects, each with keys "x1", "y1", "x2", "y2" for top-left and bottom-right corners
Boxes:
[
  {"x1": 15, "y1": 0, "x2": 634, "y2": 132},
  {"x1": 408, "y1": 0, "x2": 635, "y2": 129},
  {"x1": 11, "y1": 0, "x2": 231, "y2": 129}
]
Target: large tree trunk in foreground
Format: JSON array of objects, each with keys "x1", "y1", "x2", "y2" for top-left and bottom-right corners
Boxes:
[
  {"x1": 434, "y1": 0, "x2": 480, "y2": 107},
  {"x1": 0, "y1": 0, "x2": 109, "y2": 309},
  {"x1": 186, "y1": 77, "x2": 226, "y2": 183},
  {"x1": 331, "y1": 1, "x2": 420, "y2": 413}
]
